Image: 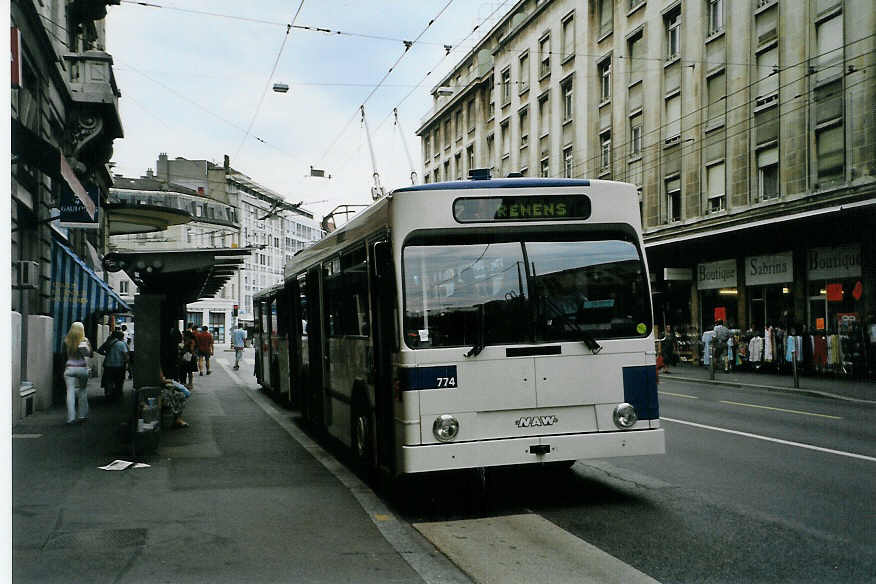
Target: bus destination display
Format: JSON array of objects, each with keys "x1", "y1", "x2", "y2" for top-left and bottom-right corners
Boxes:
[{"x1": 453, "y1": 194, "x2": 591, "y2": 223}]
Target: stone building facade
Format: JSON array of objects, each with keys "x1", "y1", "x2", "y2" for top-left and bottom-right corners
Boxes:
[{"x1": 417, "y1": 0, "x2": 875, "y2": 341}]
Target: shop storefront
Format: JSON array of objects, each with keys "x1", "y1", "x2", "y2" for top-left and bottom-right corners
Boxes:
[
  {"x1": 697, "y1": 259, "x2": 738, "y2": 330},
  {"x1": 745, "y1": 251, "x2": 794, "y2": 332},
  {"x1": 806, "y1": 244, "x2": 864, "y2": 334}
]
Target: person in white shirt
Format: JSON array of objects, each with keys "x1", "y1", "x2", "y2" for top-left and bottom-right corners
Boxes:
[{"x1": 231, "y1": 323, "x2": 247, "y2": 370}]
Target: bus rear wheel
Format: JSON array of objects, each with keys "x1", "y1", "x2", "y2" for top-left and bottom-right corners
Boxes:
[{"x1": 351, "y1": 399, "x2": 372, "y2": 475}]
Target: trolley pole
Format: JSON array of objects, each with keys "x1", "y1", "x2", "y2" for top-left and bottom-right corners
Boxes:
[{"x1": 792, "y1": 349, "x2": 800, "y2": 388}]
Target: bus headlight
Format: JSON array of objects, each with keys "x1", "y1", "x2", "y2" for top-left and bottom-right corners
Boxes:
[
  {"x1": 612, "y1": 403, "x2": 638, "y2": 429},
  {"x1": 433, "y1": 415, "x2": 460, "y2": 442}
]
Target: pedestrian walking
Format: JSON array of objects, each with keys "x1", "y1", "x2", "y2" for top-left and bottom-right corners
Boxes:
[
  {"x1": 63, "y1": 322, "x2": 92, "y2": 424},
  {"x1": 123, "y1": 324, "x2": 135, "y2": 380},
  {"x1": 98, "y1": 330, "x2": 128, "y2": 401},
  {"x1": 232, "y1": 323, "x2": 247, "y2": 370},
  {"x1": 180, "y1": 336, "x2": 198, "y2": 389},
  {"x1": 195, "y1": 325, "x2": 214, "y2": 375},
  {"x1": 713, "y1": 319, "x2": 731, "y2": 372}
]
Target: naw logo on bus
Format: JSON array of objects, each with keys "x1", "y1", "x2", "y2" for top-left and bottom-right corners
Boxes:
[{"x1": 515, "y1": 415, "x2": 558, "y2": 428}]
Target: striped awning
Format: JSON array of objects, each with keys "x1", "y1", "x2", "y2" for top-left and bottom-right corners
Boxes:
[{"x1": 52, "y1": 239, "x2": 131, "y2": 352}]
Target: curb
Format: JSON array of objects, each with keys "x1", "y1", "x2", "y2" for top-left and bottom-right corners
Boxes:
[{"x1": 664, "y1": 375, "x2": 876, "y2": 405}]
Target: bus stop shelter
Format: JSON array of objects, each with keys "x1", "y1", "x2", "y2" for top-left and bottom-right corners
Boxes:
[{"x1": 102, "y1": 247, "x2": 252, "y2": 390}]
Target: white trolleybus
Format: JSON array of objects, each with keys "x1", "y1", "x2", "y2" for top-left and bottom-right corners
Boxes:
[{"x1": 254, "y1": 173, "x2": 664, "y2": 477}]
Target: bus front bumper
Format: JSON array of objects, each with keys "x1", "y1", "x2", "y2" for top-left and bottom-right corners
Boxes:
[{"x1": 398, "y1": 428, "x2": 665, "y2": 474}]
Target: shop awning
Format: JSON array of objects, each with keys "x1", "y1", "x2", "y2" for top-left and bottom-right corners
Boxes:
[{"x1": 52, "y1": 239, "x2": 131, "y2": 352}]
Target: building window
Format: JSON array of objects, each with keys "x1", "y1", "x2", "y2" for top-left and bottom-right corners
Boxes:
[
  {"x1": 501, "y1": 120, "x2": 510, "y2": 157},
  {"x1": 815, "y1": 13, "x2": 843, "y2": 85},
  {"x1": 757, "y1": 145, "x2": 779, "y2": 200},
  {"x1": 433, "y1": 129, "x2": 439, "y2": 156},
  {"x1": 755, "y1": 46, "x2": 778, "y2": 108},
  {"x1": 562, "y1": 13, "x2": 575, "y2": 61},
  {"x1": 665, "y1": 93, "x2": 681, "y2": 144},
  {"x1": 706, "y1": 162, "x2": 726, "y2": 212},
  {"x1": 467, "y1": 100, "x2": 476, "y2": 132},
  {"x1": 423, "y1": 137, "x2": 430, "y2": 162},
  {"x1": 598, "y1": 0, "x2": 612, "y2": 37},
  {"x1": 538, "y1": 92, "x2": 550, "y2": 136},
  {"x1": 665, "y1": 9, "x2": 681, "y2": 61},
  {"x1": 501, "y1": 68, "x2": 511, "y2": 105},
  {"x1": 119, "y1": 280, "x2": 130, "y2": 295},
  {"x1": 707, "y1": 0, "x2": 724, "y2": 36},
  {"x1": 540, "y1": 156, "x2": 550, "y2": 177},
  {"x1": 455, "y1": 153, "x2": 462, "y2": 180},
  {"x1": 487, "y1": 75, "x2": 495, "y2": 119},
  {"x1": 706, "y1": 70, "x2": 726, "y2": 127},
  {"x1": 467, "y1": 145, "x2": 475, "y2": 172},
  {"x1": 562, "y1": 77, "x2": 574, "y2": 122},
  {"x1": 563, "y1": 146, "x2": 574, "y2": 178},
  {"x1": 816, "y1": 122, "x2": 844, "y2": 183},
  {"x1": 486, "y1": 134, "x2": 495, "y2": 168},
  {"x1": 600, "y1": 131, "x2": 612, "y2": 172},
  {"x1": 630, "y1": 116, "x2": 642, "y2": 158},
  {"x1": 455, "y1": 109, "x2": 463, "y2": 140},
  {"x1": 443, "y1": 119, "x2": 451, "y2": 148},
  {"x1": 433, "y1": 169, "x2": 439, "y2": 183},
  {"x1": 598, "y1": 57, "x2": 611, "y2": 103},
  {"x1": 666, "y1": 176, "x2": 681, "y2": 222},
  {"x1": 443, "y1": 160, "x2": 450, "y2": 180},
  {"x1": 518, "y1": 51, "x2": 530, "y2": 92},
  {"x1": 628, "y1": 31, "x2": 643, "y2": 83},
  {"x1": 539, "y1": 34, "x2": 551, "y2": 78},
  {"x1": 630, "y1": 0, "x2": 645, "y2": 10},
  {"x1": 519, "y1": 107, "x2": 529, "y2": 148}
]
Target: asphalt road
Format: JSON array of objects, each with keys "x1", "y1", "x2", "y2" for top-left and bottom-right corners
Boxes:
[{"x1": 393, "y1": 380, "x2": 876, "y2": 584}]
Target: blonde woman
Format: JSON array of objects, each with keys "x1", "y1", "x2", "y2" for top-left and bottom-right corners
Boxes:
[{"x1": 63, "y1": 322, "x2": 92, "y2": 424}]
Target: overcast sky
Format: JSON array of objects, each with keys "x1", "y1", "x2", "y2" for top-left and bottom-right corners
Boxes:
[{"x1": 106, "y1": 0, "x2": 512, "y2": 220}]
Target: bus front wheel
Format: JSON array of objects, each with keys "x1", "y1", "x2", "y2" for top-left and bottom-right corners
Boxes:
[{"x1": 351, "y1": 397, "x2": 372, "y2": 475}]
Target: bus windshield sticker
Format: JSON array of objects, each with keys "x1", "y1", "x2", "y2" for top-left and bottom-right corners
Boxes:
[{"x1": 453, "y1": 194, "x2": 592, "y2": 223}]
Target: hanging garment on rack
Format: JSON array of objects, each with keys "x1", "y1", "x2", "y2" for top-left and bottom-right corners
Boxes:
[
  {"x1": 702, "y1": 330, "x2": 714, "y2": 366},
  {"x1": 764, "y1": 328, "x2": 773, "y2": 362},
  {"x1": 813, "y1": 335, "x2": 828, "y2": 368},
  {"x1": 785, "y1": 335, "x2": 795, "y2": 362},
  {"x1": 794, "y1": 335, "x2": 803, "y2": 362},
  {"x1": 749, "y1": 336, "x2": 763, "y2": 363}
]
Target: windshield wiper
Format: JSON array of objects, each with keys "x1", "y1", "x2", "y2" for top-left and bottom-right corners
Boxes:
[
  {"x1": 464, "y1": 303, "x2": 486, "y2": 358},
  {"x1": 541, "y1": 296, "x2": 603, "y2": 354}
]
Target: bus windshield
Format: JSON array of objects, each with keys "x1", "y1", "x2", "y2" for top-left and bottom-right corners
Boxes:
[{"x1": 403, "y1": 236, "x2": 651, "y2": 349}]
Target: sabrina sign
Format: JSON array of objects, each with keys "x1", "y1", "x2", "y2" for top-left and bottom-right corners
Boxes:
[{"x1": 746, "y1": 252, "x2": 793, "y2": 286}]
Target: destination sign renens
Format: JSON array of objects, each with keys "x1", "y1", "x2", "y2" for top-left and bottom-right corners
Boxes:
[{"x1": 453, "y1": 194, "x2": 592, "y2": 223}]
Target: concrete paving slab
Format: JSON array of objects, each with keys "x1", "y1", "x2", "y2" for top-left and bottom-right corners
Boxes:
[{"x1": 414, "y1": 513, "x2": 661, "y2": 584}]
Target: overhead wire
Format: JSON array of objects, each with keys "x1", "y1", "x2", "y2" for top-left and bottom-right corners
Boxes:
[
  {"x1": 316, "y1": 0, "x2": 456, "y2": 165},
  {"x1": 234, "y1": 0, "x2": 306, "y2": 160}
]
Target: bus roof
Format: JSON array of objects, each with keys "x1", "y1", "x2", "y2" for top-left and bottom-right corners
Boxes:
[{"x1": 392, "y1": 177, "x2": 591, "y2": 193}]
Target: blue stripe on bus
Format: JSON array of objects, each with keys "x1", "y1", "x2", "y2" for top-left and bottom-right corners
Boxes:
[
  {"x1": 393, "y1": 178, "x2": 591, "y2": 193},
  {"x1": 622, "y1": 365, "x2": 660, "y2": 420},
  {"x1": 398, "y1": 365, "x2": 458, "y2": 391}
]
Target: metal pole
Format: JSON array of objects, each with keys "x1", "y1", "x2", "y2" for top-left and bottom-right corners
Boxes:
[
  {"x1": 710, "y1": 341, "x2": 716, "y2": 380},
  {"x1": 792, "y1": 349, "x2": 799, "y2": 388},
  {"x1": 394, "y1": 108, "x2": 418, "y2": 185}
]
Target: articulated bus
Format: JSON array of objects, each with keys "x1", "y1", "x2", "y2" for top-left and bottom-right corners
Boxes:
[{"x1": 255, "y1": 175, "x2": 664, "y2": 477}]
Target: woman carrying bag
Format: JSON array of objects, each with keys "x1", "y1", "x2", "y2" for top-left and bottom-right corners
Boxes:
[{"x1": 63, "y1": 322, "x2": 93, "y2": 424}]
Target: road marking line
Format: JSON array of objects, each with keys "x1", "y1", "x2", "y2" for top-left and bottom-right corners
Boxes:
[
  {"x1": 663, "y1": 417, "x2": 876, "y2": 462},
  {"x1": 659, "y1": 390, "x2": 699, "y2": 399},
  {"x1": 12, "y1": 434, "x2": 42, "y2": 439},
  {"x1": 719, "y1": 400, "x2": 842, "y2": 420}
]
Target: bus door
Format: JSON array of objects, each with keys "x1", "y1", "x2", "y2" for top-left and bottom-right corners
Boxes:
[
  {"x1": 260, "y1": 300, "x2": 272, "y2": 389},
  {"x1": 305, "y1": 267, "x2": 325, "y2": 429},
  {"x1": 369, "y1": 237, "x2": 396, "y2": 472}
]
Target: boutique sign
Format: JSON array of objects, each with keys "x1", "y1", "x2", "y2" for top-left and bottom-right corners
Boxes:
[
  {"x1": 697, "y1": 259, "x2": 737, "y2": 290},
  {"x1": 746, "y1": 252, "x2": 793, "y2": 286},
  {"x1": 807, "y1": 245, "x2": 861, "y2": 279}
]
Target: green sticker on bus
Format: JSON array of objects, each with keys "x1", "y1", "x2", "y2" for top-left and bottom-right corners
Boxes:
[{"x1": 636, "y1": 323, "x2": 647, "y2": 334}]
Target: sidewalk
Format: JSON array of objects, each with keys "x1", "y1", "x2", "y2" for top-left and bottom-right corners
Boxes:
[
  {"x1": 661, "y1": 362, "x2": 876, "y2": 404},
  {"x1": 12, "y1": 352, "x2": 465, "y2": 583}
]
